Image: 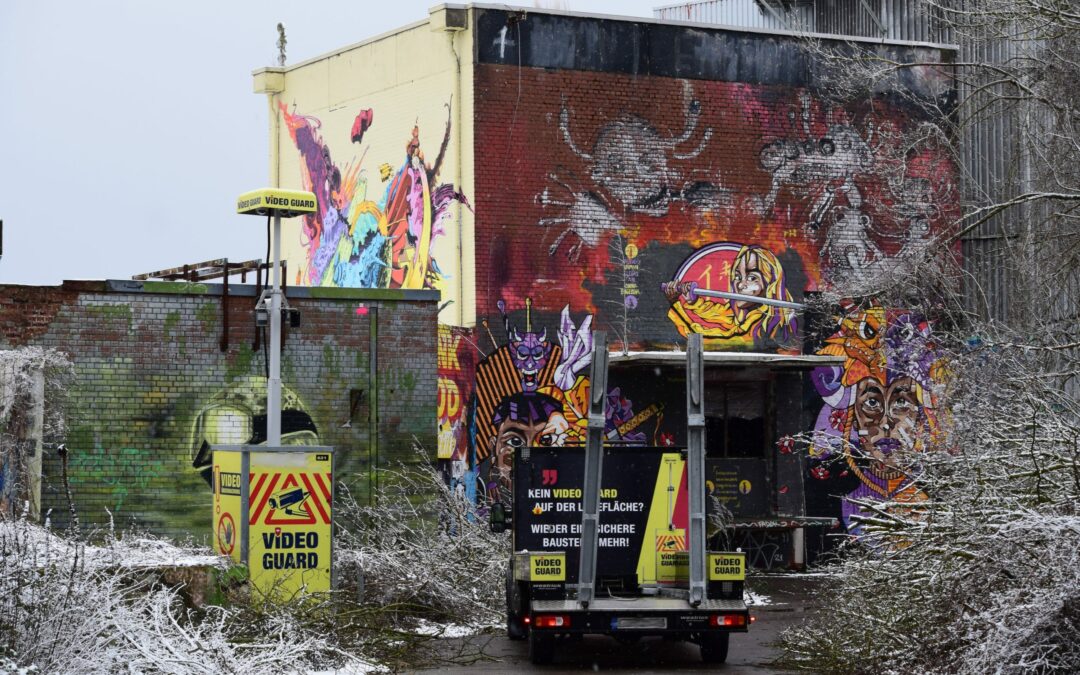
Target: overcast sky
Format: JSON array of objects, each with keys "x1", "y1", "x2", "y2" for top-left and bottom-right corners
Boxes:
[{"x1": 0, "y1": 0, "x2": 663, "y2": 285}]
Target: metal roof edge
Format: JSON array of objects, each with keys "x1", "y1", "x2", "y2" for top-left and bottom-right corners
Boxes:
[
  {"x1": 103, "y1": 280, "x2": 440, "y2": 302},
  {"x1": 465, "y1": 2, "x2": 958, "y2": 51}
]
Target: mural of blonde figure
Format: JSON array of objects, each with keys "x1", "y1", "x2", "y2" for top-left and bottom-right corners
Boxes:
[{"x1": 663, "y1": 244, "x2": 799, "y2": 351}]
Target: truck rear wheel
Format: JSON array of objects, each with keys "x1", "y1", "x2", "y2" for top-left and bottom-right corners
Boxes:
[
  {"x1": 700, "y1": 633, "x2": 729, "y2": 663},
  {"x1": 505, "y1": 569, "x2": 528, "y2": 641},
  {"x1": 528, "y1": 631, "x2": 555, "y2": 665}
]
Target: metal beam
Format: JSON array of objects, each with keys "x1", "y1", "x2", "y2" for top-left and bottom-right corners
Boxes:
[
  {"x1": 692, "y1": 287, "x2": 805, "y2": 311},
  {"x1": 132, "y1": 258, "x2": 265, "y2": 282},
  {"x1": 576, "y1": 331, "x2": 608, "y2": 609},
  {"x1": 686, "y1": 333, "x2": 707, "y2": 606}
]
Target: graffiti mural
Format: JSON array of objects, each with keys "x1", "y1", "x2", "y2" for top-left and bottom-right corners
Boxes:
[
  {"x1": 807, "y1": 304, "x2": 946, "y2": 534},
  {"x1": 461, "y1": 301, "x2": 667, "y2": 505},
  {"x1": 662, "y1": 242, "x2": 800, "y2": 352},
  {"x1": 540, "y1": 83, "x2": 732, "y2": 260},
  {"x1": 190, "y1": 376, "x2": 319, "y2": 487},
  {"x1": 474, "y1": 67, "x2": 957, "y2": 347},
  {"x1": 280, "y1": 101, "x2": 470, "y2": 289},
  {"x1": 753, "y1": 92, "x2": 955, "y2": 284}
]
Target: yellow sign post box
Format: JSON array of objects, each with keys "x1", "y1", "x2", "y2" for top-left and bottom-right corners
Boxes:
[{"x1": 213, "y1": 445, "x2": 333, "y2": 599}]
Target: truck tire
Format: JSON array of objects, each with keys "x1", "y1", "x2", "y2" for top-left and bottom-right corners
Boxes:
[
  {"x1": 700, "y1": 633, "x2": 729, "y2": 664},
  {"x1": 505, "y1": 569, "x2": 528, "y2": 641},
  {"x1": 528, "y1": 631, "x2": 555, "y2": 665}
]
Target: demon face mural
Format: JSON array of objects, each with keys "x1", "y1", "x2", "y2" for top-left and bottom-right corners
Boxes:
[
  {"x1": 463, "y1": 301, "x2": 666, "y2": 505},
  {"x1": 280, "y1": 101, "x2": 469, "y2": 289},
  {"x1": 807, "y1": 305, "x2": 946, "y2": 534}
]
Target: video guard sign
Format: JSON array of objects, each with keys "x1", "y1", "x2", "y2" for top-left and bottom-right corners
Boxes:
[
  {"x1": 513, "y1": 446, "x2": 694, "y2": 586},
  {"x1": 212, "y1": 445, "x2": 334, "y2": 598}
]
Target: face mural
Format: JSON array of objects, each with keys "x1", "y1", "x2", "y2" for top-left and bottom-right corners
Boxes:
[
  {"x1": 662, "y1": 242, "x2": 799, "y2": 351},
  {"x1": 280, "y1": 101, "x2": 470, "y2": 289},
  {"x1": 807, "y1": 305, "x2": 946, "y2": 534},
  {"x1": 465, "y1": 302, "x2": 665, "y2": 504}
]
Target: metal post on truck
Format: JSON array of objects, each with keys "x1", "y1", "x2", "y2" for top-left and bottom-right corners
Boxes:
[
  {"x1": 686, "y1": 333, "x2": 707, "y2": 606},
  {"x1": 576, "y1": 331, "x2": 608, "y2": 608}
]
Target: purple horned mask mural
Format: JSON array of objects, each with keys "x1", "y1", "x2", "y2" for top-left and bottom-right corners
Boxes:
[{"x1": 499, "y1": 299, "x2": 553, "y2": 392}]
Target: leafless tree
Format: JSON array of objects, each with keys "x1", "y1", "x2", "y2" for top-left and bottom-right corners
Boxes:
[{"x1": 779, "y1": 2, "x2": 1080, "y2": 672}]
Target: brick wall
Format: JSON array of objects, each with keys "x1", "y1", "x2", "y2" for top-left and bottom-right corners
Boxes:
[
  {"x1": 0, "y1": 280, "x2": 437, "y2": 540},
  {"x1": 472, "y1": 63, "x2": 958, "y2": 349}
]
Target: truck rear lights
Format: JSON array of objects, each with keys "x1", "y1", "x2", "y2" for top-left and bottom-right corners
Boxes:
[
  {"x1": 533, "y1": 614, "x2": 570, "y2": 628},
  {"x1": 709, "y1": 614, "x2": 747, "y2": 627}
]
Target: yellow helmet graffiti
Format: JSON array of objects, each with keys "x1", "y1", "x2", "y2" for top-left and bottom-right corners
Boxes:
[{"x1": 190, "y1": 376, "x2": 319, "y2": 485}]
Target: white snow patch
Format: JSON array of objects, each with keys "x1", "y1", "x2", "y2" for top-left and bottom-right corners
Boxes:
[
  {"x1": 409, "y1": 618, "x2": 489, "y2": 638},
  {"x1": 0, "y1": 520, "x2": 223, "y2": 571},
  {"x1": 745, "y1": 589, "x2": 773, "y2": 606}
]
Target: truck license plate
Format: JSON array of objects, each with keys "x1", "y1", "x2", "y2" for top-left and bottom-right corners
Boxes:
[{"x1": 617, "y1": 617, "x2": 667, "y2": 630}]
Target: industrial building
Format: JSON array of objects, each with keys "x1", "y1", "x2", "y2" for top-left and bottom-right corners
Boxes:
[{"x1": 252, "y1": 3, "x2": 958, "y2": 565}]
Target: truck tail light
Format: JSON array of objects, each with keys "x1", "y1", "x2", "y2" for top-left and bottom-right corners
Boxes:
[
  {"x1": 709, "y1": 613, "x2": 747, "y2": 627},
  {"x1": 533, "y1": 614, "x2": 571, "y2": 629}
]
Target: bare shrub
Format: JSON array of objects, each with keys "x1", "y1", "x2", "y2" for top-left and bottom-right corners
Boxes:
[{"x1": 334, "y1": 447, "x2": 510, "y2": 627}]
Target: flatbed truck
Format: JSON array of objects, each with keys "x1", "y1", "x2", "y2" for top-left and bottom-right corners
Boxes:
[{"x1": 491, "y1": 333, "x2": 750, "y2": 665}]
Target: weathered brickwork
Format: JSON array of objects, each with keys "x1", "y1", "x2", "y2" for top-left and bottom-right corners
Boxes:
[
  {"x1": 471, "y1": 63, "x2": 958, "y2": 348},
  {"x1": 0, "y1": 281, "x2": 437, "y2": 540}
]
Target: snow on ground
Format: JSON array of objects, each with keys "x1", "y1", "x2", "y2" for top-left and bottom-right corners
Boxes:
[
  {"x1": 745, "y1": 589, "x2": 772, "y2": 606},
  {"x1": 409, "y1": 618, "x2": 495, "y2": 638},
  {"x1": 0, "y1": 519, "x2": 223, "y2": 571}
]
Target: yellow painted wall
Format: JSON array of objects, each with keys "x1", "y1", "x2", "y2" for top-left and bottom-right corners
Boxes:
[{"x1": 255, "y1": 8, "x2": 476, "y2": 327}]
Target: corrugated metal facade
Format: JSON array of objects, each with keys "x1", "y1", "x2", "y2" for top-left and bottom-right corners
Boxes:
[
  {"x1": 654, "y1": 0, "x2": 948, "y2": 42},
  {"x1": 656, "y1": 1, "x2": 1017, "y2": 323}
]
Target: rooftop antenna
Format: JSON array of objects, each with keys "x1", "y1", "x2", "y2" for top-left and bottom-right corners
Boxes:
[{"x1": 276, "y1": 23, "x2": 287, "y2": 67}]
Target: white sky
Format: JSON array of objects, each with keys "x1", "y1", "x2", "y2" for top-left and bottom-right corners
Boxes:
[{"x1": 0, "y1": 0, "x2": 661, "y2": 285}]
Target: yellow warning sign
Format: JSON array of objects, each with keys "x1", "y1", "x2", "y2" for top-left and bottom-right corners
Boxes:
[
  {"x1": 655, "y1": 532, "x2": 687, "y2": 552},
  {"x1": 739, "y1": 479, "x2": 752, "y2": 494},
  {"x1": 656, "y1": 529, "x2": 689, "y2": 583},
  {"x1": 530, "y1": 553, "x2": 566, "y2": 581},
  {"x1": 248, "y1": 452, "x2": 333, "y2": 598},
  {"x1": 708, "y1": 552, "x2": 746, "y2": 581},
  {"x1": 212, "y1": 452, "x2": 242, "y2": 564}
]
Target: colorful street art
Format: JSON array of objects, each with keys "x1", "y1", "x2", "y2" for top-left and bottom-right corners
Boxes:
[
  {"x1": 662, "y1": 242, "x2": 800, "y2": 352},
  {"x1": 459, "y1": 301, "x2": 668, "y2": 505},
  {"x1": 540, "y1": 83, "x2": 729, "y2": 260},
  {"x1": 807, "y1": 304, "x2": 946, "y2": 534},
  {"x1": 280, "y1": 101, "x2": 470, "y2": 289},
  {"x1": 475, "y1": 69, "x2": 957, "y2": 342}
]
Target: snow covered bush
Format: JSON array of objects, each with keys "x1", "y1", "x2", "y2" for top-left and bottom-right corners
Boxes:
[
  {"x1": 781, "y1": 331, "x2": 1080, "y2": 674},
  {"x1": 776, "y1": 2, "x2": 1080, "y2": 671},
  {"x1": 0, "y1": 519, "x2": 345, "y2": 674},
  {"x1": 334, "y1": 449, "x2": 510, "y2": 627}
]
